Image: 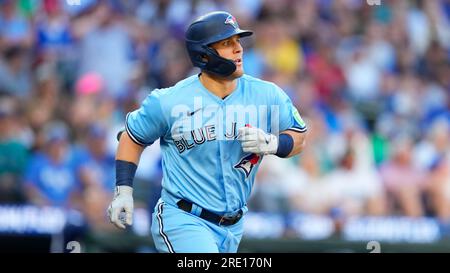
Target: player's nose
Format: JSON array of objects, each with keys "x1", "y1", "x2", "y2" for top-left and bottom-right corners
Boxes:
[
  {"x1": 234, "y1": 42, "x2": 242, "y2": 53},
  {"x1": 231, "y1": 39, "x2": 242, "y2": 54}
]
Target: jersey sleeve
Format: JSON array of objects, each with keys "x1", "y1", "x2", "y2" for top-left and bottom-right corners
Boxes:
[
  {"x1": 125, "y1": 91, "x2": 168, "y2": 146},
  {"x1": 273, "y1": 85, "x2": 307, "y2": 133}
]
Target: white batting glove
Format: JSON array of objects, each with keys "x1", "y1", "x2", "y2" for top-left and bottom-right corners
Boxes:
[
  {"x1": 238, "y1": 126, "x2": 278, "y2": 155},
  {"x1": 107, "y1": 185, "x2": 134, "y2": 229}
]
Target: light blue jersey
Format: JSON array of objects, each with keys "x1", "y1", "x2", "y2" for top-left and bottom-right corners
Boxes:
[
  {"x1": 127, "y1": 74, "x2": 306, "y2": 214},
  {"x1": 126, "y1": 74, "x2": 306, "y2": 252}
]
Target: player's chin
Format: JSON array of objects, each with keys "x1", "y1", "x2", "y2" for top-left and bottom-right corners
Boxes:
[{"x1": 231, "y1": 68, "x2": 244, "y2": 79}]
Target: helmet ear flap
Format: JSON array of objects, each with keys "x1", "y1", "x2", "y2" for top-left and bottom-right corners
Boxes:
[
  {"x1": 194, "y1": 53, "x2": 207, "y2": 65},
  {"x1": 185, "y1": 39, "x2": 236, "y2": 77},
  {"x1": 203, "y1": 46, "x2": 236, "y2": 77},
  {"x1": 200, "y1": 45, "x2": 212, "y2": 63}
]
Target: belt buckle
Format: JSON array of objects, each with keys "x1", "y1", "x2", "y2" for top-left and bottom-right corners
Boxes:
[
  {"x1": 218, "y1": 215, "x2": 228, "y2": 226},
  {"x1": 219, "y1": 212, "x2": 241, "y2": 226},
  {"x1": 219, "y1": 215, "x2": 235, "y2": 226}
]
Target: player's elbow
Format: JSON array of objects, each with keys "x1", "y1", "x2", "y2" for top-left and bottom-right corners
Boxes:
[
  {"x1": 288, "y1": 131, "x2": 307, "y2": 157},
  {"x1": 297, "y1": 134, "x2": 307, "y2": 153}
]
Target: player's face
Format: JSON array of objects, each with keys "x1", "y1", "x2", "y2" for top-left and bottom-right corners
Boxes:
[{"x1": 210, "y1": 35, "x2": 244, "y2": 78}]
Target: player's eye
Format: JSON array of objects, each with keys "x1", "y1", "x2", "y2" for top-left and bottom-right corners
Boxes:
[{"x1": 222, "y1": 40, "x2": 230, "y2": 46}]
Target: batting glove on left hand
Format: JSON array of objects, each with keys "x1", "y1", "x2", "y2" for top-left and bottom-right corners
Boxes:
[
  {"x1": 107, "y1": 185, "x2": 134, "y2": 229},
  {"x1": 238, "y1": 126, "x2": 278, "y2": 155}
]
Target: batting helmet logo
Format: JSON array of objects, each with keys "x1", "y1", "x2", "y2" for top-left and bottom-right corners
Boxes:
[{"x1": 224, "y1": 15, "x2": 238, "y2": 29}]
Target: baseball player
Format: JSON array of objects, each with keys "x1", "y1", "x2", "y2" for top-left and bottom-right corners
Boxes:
[{"x1": 107, "y1": 11, "x2": 307, "y2": 253}]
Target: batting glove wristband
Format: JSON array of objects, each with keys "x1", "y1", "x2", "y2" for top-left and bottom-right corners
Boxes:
[
  {"x1": 107, "y1": 185, "x2": 134, "y2": 229},
  {"x1": 238, "y1": 126, "x2": 278, "y2": 155}
]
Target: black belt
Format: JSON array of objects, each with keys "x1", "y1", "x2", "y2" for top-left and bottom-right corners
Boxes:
[{"x1": 177, "y1": 199, "x2": 243, "y2": 226}]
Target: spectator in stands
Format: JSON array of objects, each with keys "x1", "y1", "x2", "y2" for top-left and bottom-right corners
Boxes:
[
  {"x1": 380, "y1": 135, "x2": 427, "y2": 217},
  {"x1": 77, "y1": 0, "x2": 135, "y2": 99},
  {"x1": 76, "y1": 122, "x2": 115, "y2": 231},
  {"x1": 426, "y1": 156, "x2": 450, "y2": 221},
  {"x1": 0, "y1": 96, "x2": 28, "y2": 203},
  {"x1": 0, "y1": 0, "x2": 33, "y2": 49},
  {"x1": 251, "y1": 155, "x2": 305, "y2": 214},
  {"x1": 35, "y1": 0, "x2": 74, "y2": 60},
  {"x1": 325, "y1": 144, "x2": 386, "y2": 217},
  {"x1": 290, "y1": 149, "x2": 337, "y2": 215},
  {"x1": 0, "y1": 45, "x2": 32, "y2": 98},
  {"x1": 23, "y1": 121, "x2": 81, "y2": 208}
]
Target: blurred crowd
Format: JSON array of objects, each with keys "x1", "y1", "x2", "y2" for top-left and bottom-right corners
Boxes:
[{"x1": 0, "y1": 0, "x2": 449, "y2": 238}]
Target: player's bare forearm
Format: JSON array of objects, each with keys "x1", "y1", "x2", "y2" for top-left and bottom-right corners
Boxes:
[
  {"x1": 116, "y1": 131, "x2": 145, "y2": 164},
  {"x1": 281, "y1": 130, "x2": 307, "y2": 157},
  {"x1": 108, "y1": 131, "x2": 141, "y2": 229}
]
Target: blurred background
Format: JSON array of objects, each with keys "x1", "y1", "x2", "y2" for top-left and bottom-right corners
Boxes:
[{"x1": 0, "y1": 0, "x2": 449, "y2": 253}]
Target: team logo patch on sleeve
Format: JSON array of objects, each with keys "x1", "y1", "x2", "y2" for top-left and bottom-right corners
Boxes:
[
  {"x1": 234, "y1": 154, "x2": 261, "y2": 178},
  {"x1": 293, "y1": 107, "x2": 306, "y2": 128}
]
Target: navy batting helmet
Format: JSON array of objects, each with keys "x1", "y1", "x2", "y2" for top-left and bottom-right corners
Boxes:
[{"x1": 185, "y1": 11, "x2": 253, "y2": 77}]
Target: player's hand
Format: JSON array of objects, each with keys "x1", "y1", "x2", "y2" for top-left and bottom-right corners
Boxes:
[
  {"x1": 107, "y1": 185, "x2": 134, "y2": 229},
  {"x1": 237, "y1": 125, "x2": 278, "y2": 155}
]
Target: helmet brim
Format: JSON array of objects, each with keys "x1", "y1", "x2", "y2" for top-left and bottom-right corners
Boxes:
[
  {"x1": 203, "y1": 29, "x2": 253, "y2": 46},
  {"x1": 236, "y1": 29, "x2": 253, "y2": 38}
]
